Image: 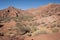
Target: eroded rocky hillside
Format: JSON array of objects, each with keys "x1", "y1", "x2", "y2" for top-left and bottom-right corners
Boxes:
[{"x1": 0, "y1": 4, "x2": 60, "y2": 40}]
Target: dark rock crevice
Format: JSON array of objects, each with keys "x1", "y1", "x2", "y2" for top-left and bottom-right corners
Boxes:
[{"x1": 0, "y1": 25, "x2": 4, "y2": 28}]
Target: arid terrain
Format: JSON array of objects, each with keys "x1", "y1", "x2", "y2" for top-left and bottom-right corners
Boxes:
[{"x1": 0, "y1": 4, "x2": 60, "y2": 40}]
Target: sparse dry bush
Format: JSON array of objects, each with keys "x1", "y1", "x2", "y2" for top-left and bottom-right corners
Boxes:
[
  {"x1": 51, "y1": 24, "x2": 56, "y2": 28},
  {"x1": 52, "y1": 28, "x2": 59, "y2": 33},
  {"x1": 5, "y1": 26, "x2": 18, "y2": 37},
  {"x1": 57, "y1": 24, "x2": 60, "y2": 27},
  {"x1": 16, "y1": 22, "x2": 31, "y2": 35},
  {"x1": 31, "y1": 30, "x2": 48, "y2": 36}
]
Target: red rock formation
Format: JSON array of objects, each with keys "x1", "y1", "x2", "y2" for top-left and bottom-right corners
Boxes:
[{"x1": 0, "y1": 4, "x2": 60, "y2": 40}]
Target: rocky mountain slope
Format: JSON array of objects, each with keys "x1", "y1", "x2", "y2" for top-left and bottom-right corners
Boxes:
[{"x1": 0, "y1": 4, "x2": 60, "y2": 40}]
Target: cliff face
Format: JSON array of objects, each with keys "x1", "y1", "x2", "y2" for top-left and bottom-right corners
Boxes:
[{"x1": 0, "y1": 4, "x2": 60, "y2": 40}]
